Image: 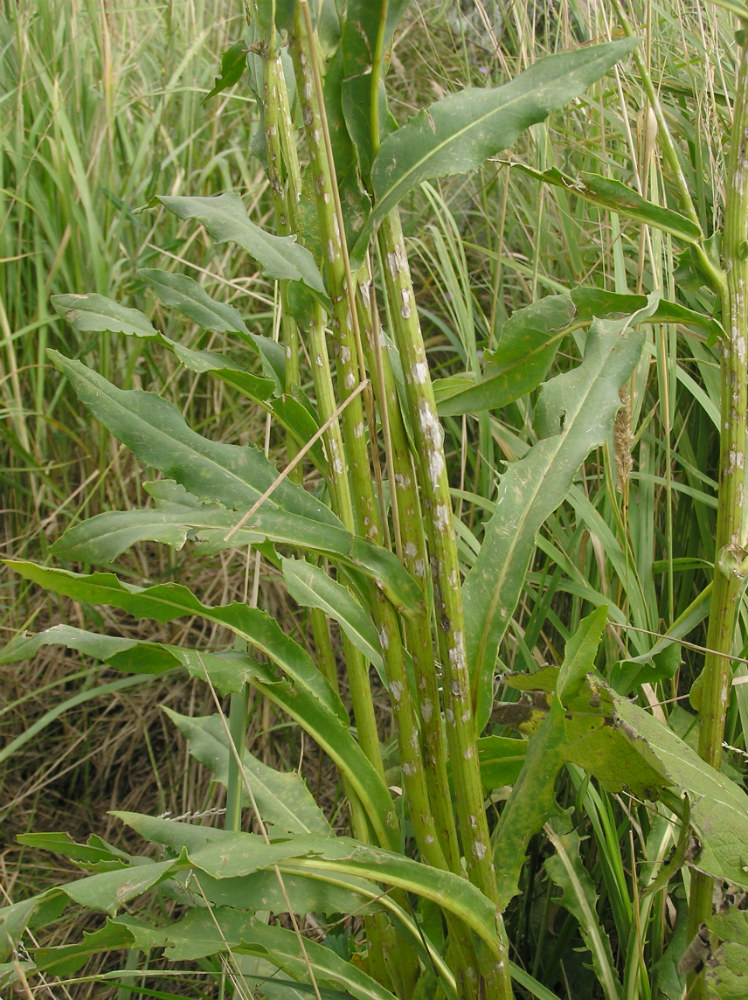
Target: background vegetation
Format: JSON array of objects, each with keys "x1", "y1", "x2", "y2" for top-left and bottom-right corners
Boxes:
[{"x1": 1, "y1": 1, "x2": 747, "y2": 998}]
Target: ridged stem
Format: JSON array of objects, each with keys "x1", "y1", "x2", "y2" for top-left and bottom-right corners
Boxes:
[{"x1": 686, "y1": 34, "x2": 748, "y2": 998}]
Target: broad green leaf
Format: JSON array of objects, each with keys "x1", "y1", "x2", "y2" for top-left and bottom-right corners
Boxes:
[
  {"x1": 3, "y1": 561, "x2": 348, "y2": 723},
  {"x1": 138, "y1": 268, "x2": 250, "y2": 334},
  {"x1": 352, "y1": 39, "x2": 639, "y2": 262},
  {"x1": 48, "y1": 352, "x2": 338, "y2": 526},
  {"x1": 515, "y1": 165, "x2": 703, "y2": 245},
  {"x1": 557, "y1": 604, "x2": 607, "y2": 701},
  {"x1": 157, "y1": 194, "x2": 328, "y2": 302},
  {"x1": 613, "y1": 694, "x2": 748, "y2": 890},
  {"x1": 51, "y1": 293, "x2": 157, "y2": 338},
  {"x1": 282, "y1": 557, "x2": 383, "y2": 674},
  {"x1": 464, "y1": 296, "x2": 657, "y2": 732},
  {"x1": 434, "y1": 289, "x2": 722, "y2": 416},
  {"x1": 705, "y1": 910, "x2": 748, "y2": 999},
  {"x1": 164, "y1": 709, "x2": 331, "y2": 836},
  {"x1": 203, "y1": 40, "x2": 248, "y2": 103},
  {"x1": 50, "y1": 481, "x2": 421, "y2": 614},
  {"x1": 435, "y1": 293, "x2": 574, "y2": 416},
  {"x1": 544, "y1": 814, "x2": 622, "y2": 1000},
  {"x1": 114, "y1": 816, "x2": 502, "y2": 962},
  {"x1": 475, "y1": 736, "x2": 527, "y2": 789},
  {"x1": 0, "y1": 598, "x2": 398, "y2": 851}
]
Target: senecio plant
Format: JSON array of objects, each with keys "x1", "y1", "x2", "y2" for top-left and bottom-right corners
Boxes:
[{"x1": 4, "y1": 1, "x2": 748, "y2": 998}]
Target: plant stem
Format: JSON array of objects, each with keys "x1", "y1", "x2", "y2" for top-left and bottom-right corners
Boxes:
[{"x1": 686, "y1": 29, "x2": 748, "y2": 998}]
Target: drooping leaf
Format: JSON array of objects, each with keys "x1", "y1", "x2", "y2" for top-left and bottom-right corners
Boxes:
[
  {"x1": 51, "y1": 294, "x2": 157, "y2": 339},
  {"x1": 434, "y1": 289, "x2": 722, "y2": 416},
  {"x1": 50, "y1": 481, "x2": 421, "y2": 614},
  {"x1": 515, "y1": 164, "x2": 703, "y2": 245},
  {"x1": 435, "y1": 293, "x2": 574, "y2": 415},
  {"x1": 0, "y1": 598, "x2": 398, "y2": 851},
  {"x1": 114, "y1": 815, "x2": 503, "y2": 962},
  {"x1": 48, "y1": 352, "x2": 338, "y2": 526},
  {"x1": 544, "y1": 814, "x2": 622, "y2": 1000},
  {"x1": 491, "y1": 608, "x2": 608, "y2": 907},
  {"x1": 464, "y1": 297, "x2": 657, "y2": 732},
  {"x1": 138, "y1": 267, "x2": 250, "y2": 334},
  {"x1": 164, "y1": 710, "x2": 331, "y2": 836},
  {"x1": 352, "y1": 38, "x2": 639, "y2": 262},
  {"x1": 157, "y1": 194, "x2": 328, "y2": 303},
  {"x1": 282, "y1": 557, "x2": 383, "y2": 674}
]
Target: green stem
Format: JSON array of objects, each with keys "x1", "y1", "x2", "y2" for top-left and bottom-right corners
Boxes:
[
  {"x1": 686, "y1": 31, "x2": 748, "y2": 999},
  {"x1": 378, "y1": 210, "x2": 513, "y2": 1000}
]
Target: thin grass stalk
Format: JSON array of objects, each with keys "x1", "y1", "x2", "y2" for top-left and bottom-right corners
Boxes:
[{"x1": 685, "y1": 29, "x2": 748, "y2": 996}]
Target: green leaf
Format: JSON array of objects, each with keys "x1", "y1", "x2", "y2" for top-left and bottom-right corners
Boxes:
[
  {"x1": 544, "y1": 814, "x2": 622, "y2": 1000},
  {"x1": 50, "y1": 482, "x2": 420, "y2": 614},
  {"x1": 476, "y1": 736, "x2": 527, "y2": 789},
  {"x1": 51, "y1": 293, "x2": 157, "y2": 338},
  {"x1": 282, "y1": 557, "x2": 384, "y2": 675},
  {"x1": 491, "y1": 608, "x2": 609, "y2": 906},
  {"x1": 515, "y1": 165, "x2": 703, "y2": 245},
  {"x1": 435, "y1": 293, "x2": 574, "y2": 416},
  {"x1": 705, "y1": 909, "x2": 748, "y2": 1000},
  {"x1": 114, "y1": 817, "x2": 503, "y2": 963},
  {"x1": 138, "y1": 268, "x2": 250, "y2": 334},
  {"x1": 203, "y1": 40, "x2": 248, "y2": 103},
  {"x1": 434, "y1": 288, "x2": 722, "y2": 416},
  {"x1": 164, "y1": 710, "x2": 331, "y2": 836},
  {"x1": 352, "y1": 38, "x2": 639, "y2": 262},
  {"x1": 157, "y1": 194, "x2": 328, "y2": 301},
  {"x1": 464, "y1": 296, "x2": 657, "y2": 732},
  {"x1": 48, "y1": 352, "x2": 338, "y2": 526}
]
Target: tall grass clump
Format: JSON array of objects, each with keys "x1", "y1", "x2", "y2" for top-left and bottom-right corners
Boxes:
[{"x1": 2, "y1": 2, "x2": 748, "y2": 999}]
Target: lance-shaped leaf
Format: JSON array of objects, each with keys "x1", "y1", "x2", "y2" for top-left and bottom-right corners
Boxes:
[
  {"x1": 2, "y1": 561, "x2": 348, "y2": 724},
  {"x1": 544, "y1": 814, "x2": 622, "y2": 1000},
  {"x1": 51, "y1": 293, "x2": 157, "y2": 338},
  {"x1": 157, "y1": 193, "x2": 328, "y2": 303},
  {"x1": 464, "y1": 296, "x2": 657, "y2": 732},
  {"x1": 351, "y1": 38, "x2": 638, "y2": 262},
  {"x1": 0, "y1": 619, "x2": 397, "y2": 850},
  {"x1": 435, "y1": 288, "x2": 723, "y2": 416},
  {"x1": 115, "y1": 813, "x2": 502, "y2": 962},
  {"x1": 48, "y1": 352, "x2": 338, "y2": 527},
  {"x1": 515, "y1": 164, "x2": 703, "y2": 245},
  {"x1": 164, "y1": 709, "x2": 331, "y2": 836},
  {"x1": 50, "y1": 481, "x2": 421, "y2": 614},
  {"x1": 282, "y1": 557, "x2": 383, "y2": 674},
  {"x1": 138, "y1": 267, "x2": 250, "y2": 334}
]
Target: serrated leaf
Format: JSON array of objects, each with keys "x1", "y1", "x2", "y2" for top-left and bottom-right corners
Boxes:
[
  {"x1": 352, "y1": 39, "x2": 639, "y2": 262},
  {"x1": 51, "y1": 293, "x2": 157, "y2": 338},
  {"x1": 157, "y1": 193, "x2": 328, "y2": 302},
  {"x1": 48, "y1": 352, "x2": 337, "y2": 526},
  {"x1": 515, "y1": 164, "x2": 703, "y2": 245},
  {"x1": 164, "y1": 710, "x2": 331, "y2": 836},
  {"x1": 544, "y1": 814, "x2": 622, "y2": 1000},
  {"x1": 464, "y1": 296, "x2": 657, "y2": 732}
]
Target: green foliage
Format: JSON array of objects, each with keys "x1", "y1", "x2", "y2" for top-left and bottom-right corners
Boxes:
[{"x1": 4, "y1": 2, "x2": 748, "y2": 1000}]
